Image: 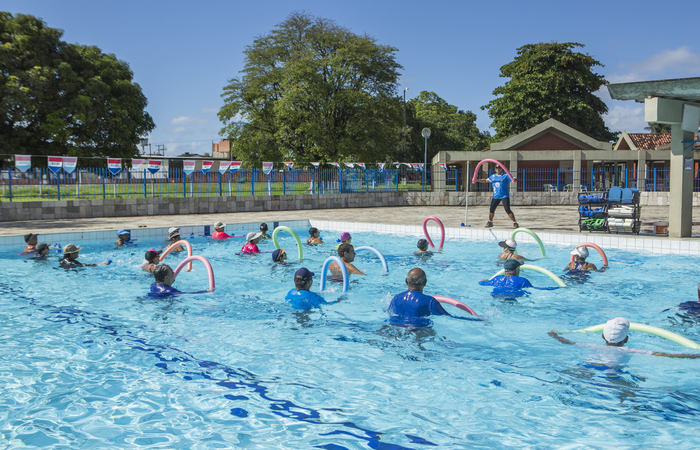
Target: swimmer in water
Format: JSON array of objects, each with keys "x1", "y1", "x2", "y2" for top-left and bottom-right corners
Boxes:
[
  {"x1": 59, "y1": 244, "x2": 110, "y2": 268},
  {"x1": 335, "y1": 232, "x2": 351, "y2": 250},
  {"x1": 31, "y1": 242, "x2": 51, "y2": 259},
  {"x1": 241, "y1": 232, "x2": 262, "y2": 254},
  {"x1": 142, "y1": 249, "x2": 162, "y2": 273},
  {"x1": 259, "y1": 223, "x2": 271, "y2": 240},
  {"x1": 498, "y1": 238, "x2": 526, "y2": 261},
  {"x1": 272, "y1": 248, "x2": 287, "y2": 264},
  {"x1": 23, "y1": 233, "x2": 38, "y2": 253},
  {"x1": 549, "y1": 317, "x2": 700, "y2": 358},
  {"x1": 329, "y1": 243, "x2": 365, "y2": 276},
  {"x1": 479, "y1": 259, "x2": 557, "y2": 297},
  {"x1": 212, "y1": 221, "x2": 234, "y2": 239},
  {"x1": 387, "y1": 268, "x2": 450, "y2": 327},
  {"x1": 306, "y1": 227, "x2": 323, "y2": 245},
  {"x1": 677, "y1": 283, "x2": 700, "y2": 314},
  {"x1": 115, "y1": 229, "x2": 132, "y2": 247},
  {"x1": 414, "y1": 238, "x2": 432, "y2": 255},
  {"x1": 285, "y1": 267, "x2": 328, "y2": 309},
  {"x1": 149, "y1": 264, "x2": 211, "y2": 297},
  {"x1": 165, "y1": 227, "x2": 185, "y2": 253},
  {"x1": 565, "y1": 247, "x2": 600, "y2": 272}
]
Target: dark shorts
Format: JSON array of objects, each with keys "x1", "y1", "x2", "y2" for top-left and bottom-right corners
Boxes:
[{"x1": 490, "y1": 197, "x2": 512, "y2": 214}]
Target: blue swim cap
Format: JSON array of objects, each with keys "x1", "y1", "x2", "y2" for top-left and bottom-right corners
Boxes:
[{"x1": 117, "y1": 229, "x2": 130, "y2": 236}]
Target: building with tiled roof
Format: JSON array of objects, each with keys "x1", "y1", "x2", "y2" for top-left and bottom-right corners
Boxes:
[{"x1": 615, "y1": 132, "x2": 671, "y2": 151}]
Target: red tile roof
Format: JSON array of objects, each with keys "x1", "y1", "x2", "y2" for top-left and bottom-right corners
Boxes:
[{"x1": 627, "y1": 133, "x2": 671, "y2": 150}]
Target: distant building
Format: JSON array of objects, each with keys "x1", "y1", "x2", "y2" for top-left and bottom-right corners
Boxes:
[{"x1": 212, "y1": 140, "x2": 231, "y2": 159}]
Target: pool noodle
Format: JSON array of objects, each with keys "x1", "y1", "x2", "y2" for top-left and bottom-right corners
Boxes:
[
  {"x1": 569, "y1": 243, "x2": 608, "y2": 266},
  {"x1": 471, "y1": 158, "x2": 515, "y2": 184},
  {"x1": 422, "y1": 216, "x2": 445, "y2": 250},
  {"x1": 320, "y1": 255, "x2": 349, "y2": 294},
  {"x1": 173, "y1": 255, "x2": 215, "y2": 291},
  {"x1": 570, "y1": 323, "x2": 700, "y2": 350},
  {"x1": 272, "y1": 226, "x2": 303, "y2": 260},
  {"x1": 354, "y1": 246, "x2": 389, "y2": 273},
  {"x1": 489, "y1": 264, "x2": 566, "y2": 287},
  {"x1": 433, "y1": 295, "x2": 477, "y2": 316},
  {"x1": 511, "y1": 228, "x2": 546, "y2": 258},
  {"x1": 160, "y1": 239, "x2": 193, "y2": 272}
]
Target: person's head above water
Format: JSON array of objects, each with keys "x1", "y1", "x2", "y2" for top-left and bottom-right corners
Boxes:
[
  {"x1": 117, "y1": 229, "x2": 131, "y2": 239},
  {"x1": 168, "y1": 227, "x2": 181, "y2": 241},
  {"x1": 35, "y1": 242, "x2": 50, "y2": 256},
  {"x1": 406, "y1": 268, "x2": 427, "y2": 292},
  {"x1": 246, "y1": 232, "x2": 262, "y2": 243},
  {"x1": 337, "y1": 243, "x2": 355, "y2": 261},
  {"x1": 260, "y1": 223, "x2": 269, "y2": 232},
  {"x1": 602, "y1": 317, "x2": 629, "y2": 347},
  {"x1": 272, "y1": 248, "x2": 287, "y2": 263},
  {"x1": 309, "y1": 227, "x2": 319, "y2": 237},
  {"x1": 503, "y1": 259, "x2": 523, "y2": 275},
  {"x1": 145, "y1": 249, "x2": 161, "y2": 264},
  {"x1": 153, "y1": 264, "x2": 175, "y2": 286},
  {"x1": 62, "y1": 243, "x2": 82, "y2": 260},
  {"x1": 294, "y1": 267, "x2": 314, "y2": 290},
  {"x1": 498, "y1": 238, "x2": 517, "y2": 252},
  {"x1": 214, "y1": 221, "x2": 226, "y2": 231},
  {"x1": 417, "y1": 239, "x2": 429, "y2": 251},
  {"x1": 340, "y1": 232, "x2": 351, "y2": 243},
  {"x1": 571, "y1": 246, "x2": 589, "y2": 260},
  {"x1": 24, "y1": 233, "x2": 38, "y2": 246}
]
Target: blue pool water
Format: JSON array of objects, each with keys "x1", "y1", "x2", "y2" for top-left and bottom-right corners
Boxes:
[{"x1": 1, "y1": 229, "x2": 700, "y2": 448}]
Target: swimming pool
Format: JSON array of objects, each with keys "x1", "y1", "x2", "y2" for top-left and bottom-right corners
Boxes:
[{"x1": 1, "y1": 225, "x2": 699, "y2": 448}]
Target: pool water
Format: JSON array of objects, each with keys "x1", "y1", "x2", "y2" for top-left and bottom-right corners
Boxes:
[{"x1": 1, "y1": 229, "x2": 699, "y2": 448}]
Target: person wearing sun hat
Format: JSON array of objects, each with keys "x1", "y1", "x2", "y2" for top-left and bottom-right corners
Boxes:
[
  {"x1": 142, "y1": 249, "x2": 162, "y2": 273},
  {"x1": 285, "y1": 267, "x2": 328, "y2": 309},
  {"x1": 23, "y1": 233, "x2": 38, "y2": 253},
  {"x1": 212, "y1": 221, "x2": 233, "y2": 240},
  {"x1": 59, "y1": 244, "x2": 110, "y2": 268},
  {"x1": 30, "y1": 242, "x2": 51, "y2": 260},
  {"x1": 565, "y1": 246, "x2": 598, "y2": 272},
  {"x1": 272, "y1": 248, "x2": 287, "y2": 263},
  {"x1": 498, "y1": 238, "x2": 526, "y2": 261},
  {"x1": 165, "y1": 227, "x2": 185, "y2": 253},
  {"x1": 241, "y1": 231, "x2": 262, "y2": 254}
]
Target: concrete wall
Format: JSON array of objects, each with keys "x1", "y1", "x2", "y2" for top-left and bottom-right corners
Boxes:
[{"x1": 4, "y1": 191, "x2": 700, "y2": 222}]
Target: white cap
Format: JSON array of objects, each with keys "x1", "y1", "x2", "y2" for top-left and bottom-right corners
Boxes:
[
  {"x1": 246, "y1": 231, "x2": 263, "y2": 242},
  {"x1": 571, "y1": 246, "x2": 589, "y2": 258},
  {"x1": 603, "y1": 317, "x2": 629, "y2": 344},
  {"x1": 499, "y1": 238, "x2": 517, "y2": 249}
]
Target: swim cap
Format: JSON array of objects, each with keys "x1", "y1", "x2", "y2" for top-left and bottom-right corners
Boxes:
[
  {"x1": 117, "y1": 229, "x2": 131, "y2": 237},
  {"x1": 417, "y1": 239, "x2": 429, "y2": 250},
  {"x1": 571, "y1": 247, "x2": 589, "y2": 258},
  {"x1": 603, "y1": 317, "x2": 629, "y2": 344},
  {"x1": 260, "y1": 223, "x2": 269, "y2": 231},
  {"x1": 340, "y1": 232, "x2": 351, "y2": 242},
  {"x1": 503, "y1": 259, "x2": 523, "y2": 272},
  {"x1": 145, "y1": 249, "x2": 161, "y2": 263},
  {"x1": 499, "y1": 238, "x2": 517, "y2": 249}
]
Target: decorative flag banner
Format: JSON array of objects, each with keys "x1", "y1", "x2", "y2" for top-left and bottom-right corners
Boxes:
[
  {"x1": 329, "y1": 162, "x2": 340, "y2": 169},
  {"x1": 402, "y1": 163, "x2": 412, "y2": 168},
  {"x1": 15, "y1": 155, "x2": 31, "y2": 172},
  {"x1": 132, "y1": 159, "x2": 146, "y2": 171},
  {"x1": 62, "y1": 157, "x2": 78, "y2": 174},
  {"x1": 48, "y1": 156, "x2": 63, "y2": 174},
  {"x1": 311, "y1": 162, "x2": 320, "y2": 168},
  {"x1": 417, "y1": 163, "x2": 424, "y2": 171},
  {"x1": 108, "y1": 158, "x2": 122, "y2": 175},
  {"x1": 412, "y1": 163, "x2": 424, "y2": 171},
  {"x1": 345, "y1": 162, "x2": 354, "y2": 169},
  {"x1": 147, "y1": 160, "x2": 162, "y2": 174},
  {"x1": 283, "y1": 162, "x2": 294, "y2": 170},
  {"x1": 219, "y1": 161, "x2": 232, "y2": 174},
  {"x1": 262, "y1": 162, "x2": 273, "y2": 175},
  {"x1": 439, "y1": 163, "x2": 447, "y2": 171},
  {"x1": 393, "y1": 162, "x2": 401, "y2": 167},
  {"x1": 183, "y1": 160, "x2": 196, "y2": 176},
  {"x1": 378, "y1": 163, "x2": 385, "y2": 172},
  {"x1": 229, "y1": 161, "x2": 242, "y2": 173},
  {"x1": 201, "y1": 160, "x2": 213, "y2": 174},
  {"x1": 355, "y1": 163, "x2": 366, "y2": 170}
]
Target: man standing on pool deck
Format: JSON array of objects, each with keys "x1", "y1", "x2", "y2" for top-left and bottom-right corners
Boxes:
[
  {"x1": 388, "y1": 268, "x2": 450, "y2": 327},
  {"x1": 476, "y1": 164, "x2": 518, "y2": 228}
]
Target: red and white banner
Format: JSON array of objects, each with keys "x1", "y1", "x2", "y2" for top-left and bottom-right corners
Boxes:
[
  {"x1": 311, "y1": 162, "x2": 320, "y2": 168},
  {"x1": 219, "y1": 161, "x2": 232, "y2": 174},
  {"x1": 283, "y1": 162, "x2": 294, "y2": 170},
  {"x1": 378, "y1": 163, "x2": 385, "y2": 172},
  {"x1": 183, "y1": 160, "x2": 196, "y2": 176},
  {"x1": 48, "y1": 156, "x2": 63, "y2": 173},
  {"x1": 132, "y1": 159, "x2": 146, "y2": 171},
  {"x1": 62, "y1": 157, "x2": 78, "y2": 174},
  {"x1": 355, "y1": 162, "x2": 366, "y2": 170},
  {"x1": 201, "y1": 160, "x2": 213, "y2": 174},
  {"x1": 344, "y1": 162, "x2": 354, "y2": 169},
  {"x1": 229, "y1": 161, "x2": 242, "y2": 173},
  {"x1": 262, "y1": 162, "x2": 273, "y2": 175},
  {"x1": 329, "y1": 162, "x2": 340, "y2": 169},
  {"x1": 108, "y1": 158, "x2": 122, "y2": 175},
  {"x1": 412, "y1": 163, "x2": 424, "y2": 171},
  {"x1": 439, "y1": 163, "x2": 447, "y2": 170},
  {"x1": 147, "y1": 160, "x2": 162, "y2": 174},
  {"x1": 15, "y1": 155, "x2": 31, "y2": 172}
]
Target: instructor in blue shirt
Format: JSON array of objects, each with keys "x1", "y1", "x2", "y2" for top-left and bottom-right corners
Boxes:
[
  {"x1": 476, "y1": 164, "x2": 518, "y2": 229},
  {"x1": 388, "y1": 268, "x2": 450, "y2": 327}
]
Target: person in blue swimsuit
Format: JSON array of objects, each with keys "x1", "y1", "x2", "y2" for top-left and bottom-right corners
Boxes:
[
  {"x1": 285, "y1": 267, "x2": 328, "y2": 309},
  {"x1": 388, "y1": 268, "x2": 450, "y2": 327},
  {"x1": 149, "y1": 264, "x2": 209, "y2": 297},
  {"x1": 480, "y1": 259, "x2": 557, "y2": 297},
  {"x1": 678, "y1": 283, "x2": 700, "y2": 314},
  {"x1": 476, "y1": 164, "x2": 518, "y2": 229}
]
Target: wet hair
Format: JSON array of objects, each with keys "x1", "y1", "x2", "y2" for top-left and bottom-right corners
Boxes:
[
  {"x1": 309, "y1": 227, "x2": 319, "y2": 237},
  {"x1": 417, "y1": 239, "x2": 429, "y2": 251},
  {"x1": 260, "y1": 223, "x2": 268, "y2": 232},
  {"x1": 406, "y1": 269, "x2": 427, "y2": 287},
  {"x1": 153, "y1": 265, "x2": 173, "y2": 283},
  {"x1": 294, "y1": 276, "x2": 312, "y2": 289},
  {"x1": 337, "y1": 243, "x2": 353, "y2": 258}
]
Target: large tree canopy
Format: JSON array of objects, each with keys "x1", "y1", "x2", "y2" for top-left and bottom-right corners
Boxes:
[
  {"x1": 0, "y1": 12, "x2": 154, "y2": 159},
  {"x1": 397, "y1": 91, "x2": 490, "y2": 163},
  {"x1": 482, "y1": 42, "x2": 616, "y2": 142},
  {"x1": 219, "y1": 12, "x2": 402, "y2": 165}
]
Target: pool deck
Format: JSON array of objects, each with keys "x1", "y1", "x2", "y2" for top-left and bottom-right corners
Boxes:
[{"x1": 2, "y1": 205, "x2": 699, "y2": 238}]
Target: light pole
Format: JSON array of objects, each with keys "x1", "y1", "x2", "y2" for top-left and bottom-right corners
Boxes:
[
  {"x1": 402, "y1": 87, "x2": 408, "y2": 157},
  {"x1": 421, "y1": 128, "x2": 431, "y2": 192}
]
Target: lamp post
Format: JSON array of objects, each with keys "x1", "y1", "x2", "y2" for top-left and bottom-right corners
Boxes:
[
  {"x1": 402, "y1": 87, "x2": 408, "y2": 157},
  {"x1": 421, "y1": 128, "x2": 431, "y2": 192}
]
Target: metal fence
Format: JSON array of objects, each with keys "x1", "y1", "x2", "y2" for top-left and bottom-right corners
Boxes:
[{"x1": 0, "y1": 166, "x2": 692, "y2": 202}]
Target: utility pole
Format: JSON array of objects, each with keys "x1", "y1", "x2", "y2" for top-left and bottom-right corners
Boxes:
[{"x1": 402, "y1": 87, "x2": 408, "y2": 157}]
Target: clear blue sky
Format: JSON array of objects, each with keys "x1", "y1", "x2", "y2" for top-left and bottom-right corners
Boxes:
[{"x1": 5, "y1": 0, "x2": 700, "y2": 155}]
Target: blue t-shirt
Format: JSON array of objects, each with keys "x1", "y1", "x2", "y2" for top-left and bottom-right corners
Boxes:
[
  {"x1": 488, "y1": 173, "x2": 511, "y2": 199},
  {"x1": 149, "y1": 283, "x2": 182, "y2": 297},
  {"x1": 678, "y1": 301, "x2": 700, "y2": 314},
  {"x1": 286, "y1": 288, "x2": 328, "y2": 310},
  {"x1": 479, "y1": 275, "x2": 557, "y2": 297},
  {"x1": 387, "y1": 290, "x2": 450, "y2": 327}
]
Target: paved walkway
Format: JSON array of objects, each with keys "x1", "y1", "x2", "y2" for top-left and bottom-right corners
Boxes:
[{"x1": 2, "y1": 205, "x2": 697, "y2": 237}]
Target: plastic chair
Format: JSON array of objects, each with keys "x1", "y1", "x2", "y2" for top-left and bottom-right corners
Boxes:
[
  {"x1": 621, "y1": 188, "x2": 638, "y2": 204},
  {"x1": 607, "y1": 186, "x2": 622, "y2": 203}
]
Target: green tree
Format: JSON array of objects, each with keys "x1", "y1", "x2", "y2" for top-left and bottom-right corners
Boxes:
[
  {"x1": 397, "y1": 91, "x2": 489, "y2": 162},
  {"x1": 219, "y1": 12, "x2": 402, "y2": 166},
  {"x1": 644, "y1": 123, "x2": 671, "y2": 133},
  {"x1": 0, "y1": 12, "x2": 155, "y2": 160},
  {"x1": 482, "y1": 42, "x2": 616, "y2": 142}
]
